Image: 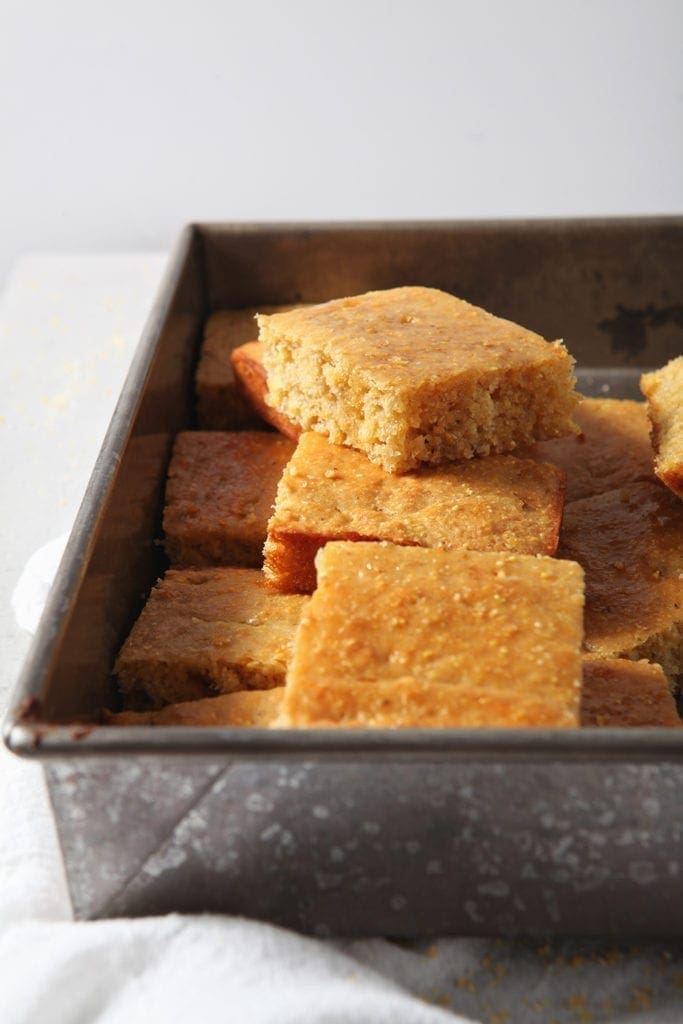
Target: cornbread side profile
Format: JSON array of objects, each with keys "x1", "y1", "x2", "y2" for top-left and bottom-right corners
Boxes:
[
  {"x1": 580, "y1": 657, "x2": 679, "y2": 728},
  {"x1": 231, "y1": 342, "x2": 301, "y2": 440},
  {"x1": 163, "y1": 431, "x2": 295, "y2": 567},
  {"x1": 641, "y1": 356, "x2": 683, "y2": 499},
  {"x1": 264, "y1": 431, "x2": 566, "y2": 592},
  {"x1": 196, "y1": 305, "x2": 301, "y2": 430},
  {"x1": 115, "y1": 567, "x2": 308, "y2": 707},
  {"x1": 258, "y1": 287, "x2": 579, "y2": 473},
  {"x1": 106, "y1": 688, "x2": 284, "y2": 727},
  {"x1": 527, "y1": 398, "x2": 654, "y2": 502},
  {"x1": 559, "y1": 482, "x2": 683, "y2": 690},
  {"x1": 280, "y1": 542, "x2": 584, "y2": 728}
]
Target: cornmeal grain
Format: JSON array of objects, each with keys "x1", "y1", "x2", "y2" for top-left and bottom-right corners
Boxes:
[
  {"x1": 581, "y1": 657, "x2": 679, "y2": 727},
  {"x1": 641, "y1": 356, "x2": 683, "y2": 499},
  {"x1": 559, "y1": 482, "x2": 683, "y2": 690},
  {"x1": 527, "y1": 398, "x2": 653, "y2": 502},
  {"x1": 115, "y1": 567, "x2": 307, "y2": 707},
  {"x1": 264, "y1": 432, "x2": 566, "y2": 592},
  {"x1": 280, "y1": 542, "x2": 584, "y2": 728},
  {"x1": 106, "y1": 687, "x2": 283, "y2": 727},
  {"x1": 163, "y1": 431, "x2": 295, "y2": 567},
  {"x1": 231, "y1": 342, "x2": 301, "y2": 439},
  {"x1": 259, "y1": 287, "x2": 578, "y2": 473}
]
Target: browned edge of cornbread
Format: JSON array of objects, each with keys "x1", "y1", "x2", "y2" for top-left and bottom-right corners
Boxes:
[{"x1": 231, "y1": 342, "x2": 301, "y2": 440}]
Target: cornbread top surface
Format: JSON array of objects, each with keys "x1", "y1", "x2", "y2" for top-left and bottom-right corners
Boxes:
[
  {"x1": 559, "y1": 482, "x2": 683, "y2": 655},
  {"x1": 109, "y1": 688, "x2": 284, "y2": 727},
  {"x1": 115, "y1": 568, "x2": 307, "y2": 672},
  {"x1": 164, "y1": 431, "x2": 295, "y2": 543},
  {"x1": 528, "y1": 398, "x2": 654, "y2": 502},
  {"x1": 269, "y1": 431, "x2": 565, "y2": 556},
  {"x1": 581, "y1": 657, "x2": 679, "y2": 728},
  {"x1": 641, "y1": 356, "x2": 683, "y2": 498},
  {"x1": 258, "y1": 286, "x2": 571, "y2": 391},
  {"x1": 282, "y1": 542, "x2": 584, "y2": 728}
]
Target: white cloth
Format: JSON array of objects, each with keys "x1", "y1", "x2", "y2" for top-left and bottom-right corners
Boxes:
[{"x1": 2, "y1": 256, "x2": 683, "y2": 1024}]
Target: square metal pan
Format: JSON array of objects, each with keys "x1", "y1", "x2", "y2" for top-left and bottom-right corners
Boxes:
[{"x1": 4, "y1": 220, "x2": 683, "y2": 934}]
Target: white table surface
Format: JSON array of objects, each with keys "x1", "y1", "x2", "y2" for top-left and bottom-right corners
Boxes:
[{"x1": 1, "y1": 255, "x2": 683, "y2": 1024}]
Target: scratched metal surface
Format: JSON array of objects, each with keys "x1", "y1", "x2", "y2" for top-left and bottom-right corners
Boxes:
[{"x1": 46, "y1": 758, "x2": 683, "y2": 934}]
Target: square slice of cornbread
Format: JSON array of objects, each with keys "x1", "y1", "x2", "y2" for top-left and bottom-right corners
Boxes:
[
  {"x1": 280, "y1": 543, "x2": 584, "y2": 728},
  {"x1": 258, "y1": 287, "x2": 578, "y2": 473},
  {"x1": 641, "y1": 356, "x2": 683, "y2": 499},
  {"x1": 231, "y1": 342, "x2": 301, "y2": 440},
  {"x1": 105, "y1": 687, "x2": 284, "y2": 727},
  {"x1": 581, "y1": 657, "x2": 680, "y2": 728},
  {"x1": 527, "y1": 398, "x2": 654, "y2": 502},
  {"x1": 163, "y1": 431, "x2": 295, "y2": 567},
  {"x1": 115, "y1": 567, "x2": 307, "y2": 707},
  {"x1": 559, "y1": 482, "x2": 683, "y2": 690},
  {"x1": 196, "y1": 306, "x2": 301, "y2": 430},
  {"x1": 264, "y1": 432, "x2": 566, "y2": 592}
]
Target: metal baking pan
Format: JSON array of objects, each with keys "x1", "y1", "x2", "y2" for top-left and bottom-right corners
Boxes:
[{"x1": 5, "y1": 219, "x2": 683, "y2": 935}]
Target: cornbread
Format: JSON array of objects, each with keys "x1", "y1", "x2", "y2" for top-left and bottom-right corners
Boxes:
[
  {"x1": 106, "y1": 687, "x2": 284, "y2": 727},
  {"x1": 231, "y1": 342, "x2": 301, "y2": 440},
  {"x1": 196, "y1": 306, "x2": 300, "y2": 430},
  {"x1": 163, "y1": 431, "x2": 295, "y2": 567},
  {"x1": 280, "y1": 542, "x2": 584, "y2": 728},
  {"x1": 527, "y1": 398, "x2": 654, "y2": 502},
  {"x1": 115, "y1": 567, "x2": 308, "y2": 707},
  {"x1": 581, "y1": 657, "x2": 679, "y2": 728},
  {"x1": 264, "y1": 432, "x2": 566, "y2": 593},
  {"x1": 641, "y1": 356, "x2": 683, "y2": 499},
  {"x1": 559, "y1": 482, "x2": 683, "y2": 689},
  {"x1": 258, "y1": 287, "x2": 578, "y2": 473}
]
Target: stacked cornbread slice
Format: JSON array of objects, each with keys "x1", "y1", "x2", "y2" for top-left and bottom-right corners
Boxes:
[
  {"x1": 110, "y1": 286, "x2": 681, "y2": 730},
  {"x1": 257, "y1": 288, "x2": 578, "y2": 473}
]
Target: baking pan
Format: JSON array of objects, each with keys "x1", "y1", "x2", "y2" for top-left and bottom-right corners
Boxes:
[{"x1": 4, "y1": 219, "x2": 683, "y2": 935}]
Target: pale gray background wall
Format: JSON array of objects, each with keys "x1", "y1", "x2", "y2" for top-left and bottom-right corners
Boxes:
[{"x1": 2, "y1": 0, "x2": 682, "y2": 286}]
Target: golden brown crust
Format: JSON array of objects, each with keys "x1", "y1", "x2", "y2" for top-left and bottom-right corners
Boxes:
[
  {"x1": 280, "y1": 543, "x2": 584, "y2": 728},
  {"x1": 526, "y1": 398, "x2": 654, "y2": 502},
  {"x1": 280, "y1": 677, "x2": 578, "y2": 728},
  {"x1": 559, "y1": 483, "x2": 683, "y2": 690},
  {"x1": 264, "y1": 432, "x2": 566, "y2": 593},
  {"x1": 641, "y1": 357, "x2": 683, "y2": 500},
  {"x1": 163, "y1": 431, "x2": 295, "y2": 567},
  {"x1": 230, "y1": 342, "x2": 301, "y2": 440},
  {"x1": 115, "y1": 567, "x2": 308, "y2": 708},
  {"x1": 105, "y1": 688, "x2": 284, "y2": 727},
  {"x1": 259, "y1": 287, "x2": 579, "y2": 473},
  {"x1": 581, "y1": 657, "x2": 680, "y2": 727}
]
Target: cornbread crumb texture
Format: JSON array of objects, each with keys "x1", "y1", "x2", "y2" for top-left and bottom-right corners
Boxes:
[
  {"x1": 559, "y1": 482, "x2": 683, "y2": 689},
  {"x1": 259, "y1": 286, "x2": 578, "y2": 473},
  {"x1": 230, "y1": 341, "x2": 301, "y2": 440},
  {"x1": 264, "y1": 431, "x2": 565, "y2": 593},
  {"x1": 163, "y1": 431, "x2": 295, "y2": 567},
  {"x1": 528, "y1": 398, "x2": 654, "y2": 502},
  {"x1": 281, "y1": 542, "x2": 584, "y2": 728},
  {"x1": 196, "y1": 306, "x2": 299, "y2": 430},
  {"x1": 581, "y1": 657, "x2": 679, "y2": 728},
  {"x1": 115, "y1": 567, "x2": 307, "y2": 708},
  {"x1": 107, "y1": 687, "x2": 284, "y2": 727},
  {"x1": 641, "y1": 356, "x2": 683, "y2": 499}
]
